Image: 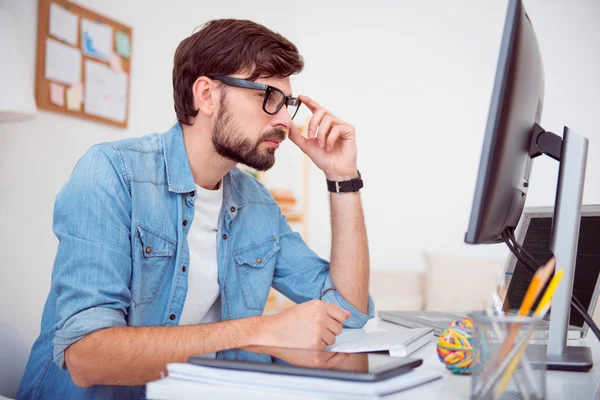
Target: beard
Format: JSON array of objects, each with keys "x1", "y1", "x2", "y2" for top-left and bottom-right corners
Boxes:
[{"x1": 212, "y1": 95, "x2": 286, "y2": 172}]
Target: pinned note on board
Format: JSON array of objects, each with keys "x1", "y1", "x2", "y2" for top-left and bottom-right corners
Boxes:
[
  {"x1": 71, "y1": 82, "x2": 84, "y2": 102},
  {"x1": 50, "y1": 82, "x2": 65, "y2": 107},
  {"x1": 115, "y1": 31, "x2": 131, "y2": 58},
  {"x1": 85, "y1": 59, "x2": 128, "y2": 123},
  {"x1": 109, "y1": 52, "x2": 123, "y2": 73},
  {"x1": 49, "y1": 3, "x2": 78, "y2": 45},
  {"x1": 81, "y1": 18, "x2": 113, "y2": 61},
  {"x1": 66, "y1": 85, "x2": 83, "y2": 111},
  {"x1": 45, "y1": 38, "x2": 82, "y2": 85}
]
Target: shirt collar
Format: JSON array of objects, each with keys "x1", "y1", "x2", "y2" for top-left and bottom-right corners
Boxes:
[
  {"x1": 162, "y1": 122, "x2": 248, "y2": 211},
  {"x1": 163, "y1": 122, "x2": 196, "y2": 194}
]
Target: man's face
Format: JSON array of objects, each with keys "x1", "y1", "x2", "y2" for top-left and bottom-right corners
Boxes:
[{"x1": 211, "y1": 76, "x2": 294, "y2": 171}]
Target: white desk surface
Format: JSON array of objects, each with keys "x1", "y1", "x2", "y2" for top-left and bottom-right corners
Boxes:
[{"x1": 147, "y1": 319, "x2": 600, "y2": 399}]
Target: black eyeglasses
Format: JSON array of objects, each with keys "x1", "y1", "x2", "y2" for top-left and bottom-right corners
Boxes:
[{"x1": 210, "y1": 76, "x2": 302, "y2": 120}]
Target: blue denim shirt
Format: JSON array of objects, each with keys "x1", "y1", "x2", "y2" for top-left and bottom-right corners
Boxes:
[{"x1": 18, "y1": 123, "x2": 374, "y2": 399}]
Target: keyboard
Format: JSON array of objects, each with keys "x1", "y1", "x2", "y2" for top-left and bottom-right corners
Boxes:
[{"x1": 327, "y1": 328, "x2": 434, "y2": 356}]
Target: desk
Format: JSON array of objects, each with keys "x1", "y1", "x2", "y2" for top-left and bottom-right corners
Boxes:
[{"x1": 147, "y1": 319, "x2": 600, "y2": 399}]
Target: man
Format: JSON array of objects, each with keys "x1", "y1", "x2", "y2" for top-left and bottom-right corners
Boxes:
[{"x1": 18, "y1": 18, "x2": 373, "y2": 399}]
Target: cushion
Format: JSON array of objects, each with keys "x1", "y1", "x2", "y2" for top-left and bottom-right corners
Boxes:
[
  {"x1": 423, "y1": 251, "x2": 505, "y2": 313},
  {"x1": 369, "y1": 270, "x2": 424, "y2": 312}
]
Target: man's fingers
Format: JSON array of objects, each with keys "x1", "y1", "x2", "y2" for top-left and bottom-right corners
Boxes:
[
  {"x1": 325, "y1": 126, "x2": 343, "y2": 152},
  {"x1": 316, "y1": 115, "x2": 334, "y2": 148},
  {"x1": 321, "y1": 329, "x2": 336, "y2": 346},
  {"x1": 298, "y1": 95, "x2": 321, "y2": 113},
  {"x1": 326, "y1": 318, "x2": 343, "y2": 336},
  {"x1": 307, "y1": 107, "x2": 328, "y2": 139},
  {"x1": 325, "y1": 303, "x2": 351, "y2": 325},
  {"x1": 287, "y1": 124, "x2": 310, "y2": 154}
]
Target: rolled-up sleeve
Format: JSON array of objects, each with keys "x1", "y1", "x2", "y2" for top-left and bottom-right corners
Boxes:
[
  {"x1": 51, "y1": 144, "x2": 133, "y2": 369},
  {"x1": 273, "y1": 213, "x2": 375, "y2": 328}
]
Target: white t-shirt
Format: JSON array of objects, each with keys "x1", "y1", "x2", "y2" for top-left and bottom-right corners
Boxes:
[{"x1": 179, "y1": 182, "x2": 223, "y2": 326}]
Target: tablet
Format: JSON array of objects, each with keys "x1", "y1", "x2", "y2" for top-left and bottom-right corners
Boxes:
[{"x1": 188, "y1": 345, "x2": 422, "y2": 382}]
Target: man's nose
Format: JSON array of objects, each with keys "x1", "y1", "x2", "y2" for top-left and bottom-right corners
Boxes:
[{"x1": 270, "y1": 104, "x2": 293, "y2": 130}]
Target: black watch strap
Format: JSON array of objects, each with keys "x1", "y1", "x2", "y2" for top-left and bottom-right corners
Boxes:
[{"x1": 326, "y1": 170, "x2": 363, "y2": 193}]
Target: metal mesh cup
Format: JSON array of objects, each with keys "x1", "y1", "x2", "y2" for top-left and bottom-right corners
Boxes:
[{"x1": 468, "y1": 310, "x2": 547, "y2": 400}]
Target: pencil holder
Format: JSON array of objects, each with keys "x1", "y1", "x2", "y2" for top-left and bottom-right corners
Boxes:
[{"x1": 468, "y1": 311, "x2": 546, "y2": 400}]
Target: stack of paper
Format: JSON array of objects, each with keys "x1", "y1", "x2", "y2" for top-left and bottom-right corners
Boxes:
[
  {"x1": 327, "y1": 327, "x2": 434, "y2": 357},
  {"x1": 146, "y1": 363, "x2": 442, "y2": 400}
]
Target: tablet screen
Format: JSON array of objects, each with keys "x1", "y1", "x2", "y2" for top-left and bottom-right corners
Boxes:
[{"x1": 188, "y1": 346, "x2": 422, "y2": 382}]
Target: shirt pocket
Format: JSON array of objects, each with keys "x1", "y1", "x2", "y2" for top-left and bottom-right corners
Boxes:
[
  {"x1": 131, "y1": 223, "x2": 177, "y2": 306},
  {"x1": 233, "y1": 237, "x2": 280, "y2": 310}
]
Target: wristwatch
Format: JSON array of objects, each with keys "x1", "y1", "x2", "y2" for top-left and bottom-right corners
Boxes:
[{"x1": 326, "y1": 170, "x2": 363, "y2": 193}]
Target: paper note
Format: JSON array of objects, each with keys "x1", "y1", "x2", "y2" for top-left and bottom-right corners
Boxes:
[
  {"x1": 45, "y1": 38, "x2": 82, "y2": 85},
  {"x1": 71, "y1": 82, "x2": 84, "y2": 102},
  {"x1": 50, "y1": 82, "x2": 65, "y2": 106},
  {"x1": 66, "y1": 86, "x2": 82, "y2": 111},
  {"x1": 84, "y1": 59, "x2": 128, "y2": 122},
  {"x1": 115, "y1": 31, "x2": 131, "y2": 58},
  {"x1": 49, "y1": 3, "x2": 78, "y2": 45},
  {"x1": 109, "y1": 52, "x2": 123, "y2": 72},
  {"x1": 81, "y1": 18, "x2": 113, "y2": 61}
]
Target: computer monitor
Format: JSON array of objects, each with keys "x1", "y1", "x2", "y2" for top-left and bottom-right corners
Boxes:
[
  {"x1": 465, "y1": 0, "x2": 591, "y2": 371},
  {"x1": 464, "y1": 0, "x2": 544, "y2": 245}
]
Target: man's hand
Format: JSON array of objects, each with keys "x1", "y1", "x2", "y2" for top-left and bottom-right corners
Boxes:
[
  {"x1": 256, "y1": 300, "x2": 350, "y2": 350},
  {"x1": 244, "y1": 346, "x2": 350, "y2": 369},
  {"x1": 288, "y1": 96, "x2": 358, "y2": 181}
]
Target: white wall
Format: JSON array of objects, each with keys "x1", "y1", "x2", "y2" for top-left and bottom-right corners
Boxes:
[
  {"x1": 0, "y1": 0, "x2": 598, "y2": 397},
  {"x1": 295, "y1": 0, "x2": 600, "y2": 270}
]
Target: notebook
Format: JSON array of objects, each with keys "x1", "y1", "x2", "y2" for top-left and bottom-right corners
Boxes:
[{"x1": 327, "y1": 327, "x2": 434, "y2": 357}]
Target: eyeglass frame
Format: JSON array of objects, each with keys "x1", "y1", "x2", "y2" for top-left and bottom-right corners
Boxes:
[{"x1": 209, "y1": 75, "x2": 302, "y2": 120}]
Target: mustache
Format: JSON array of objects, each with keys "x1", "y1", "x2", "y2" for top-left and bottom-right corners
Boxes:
[{"x1": 259, "y1": 128, "x2": 287, "y2": 144}]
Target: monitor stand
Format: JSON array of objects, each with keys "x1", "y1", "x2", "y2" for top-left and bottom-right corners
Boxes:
[
  {"x1": 529, "y1": 124, "x2": 593, "y2": 372},
  {"x1": 528, "y1": 345, "x2": 593, "y2": 372}
]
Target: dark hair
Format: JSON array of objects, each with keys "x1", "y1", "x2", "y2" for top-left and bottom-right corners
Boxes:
[{"x1": 173, "y1": 19, "x2": 304, "y2": 125}]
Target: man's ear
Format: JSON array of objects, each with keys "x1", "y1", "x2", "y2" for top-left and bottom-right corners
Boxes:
[{"x1": 192, "y1": 76, "x2": 217, "y2": 117}]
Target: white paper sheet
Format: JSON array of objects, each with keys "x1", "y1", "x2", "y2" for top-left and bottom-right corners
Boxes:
[
  {"x1": 84, "y1": 59, "x2": 128, "y2": 122},
  {"x1": 81, "y1": 18, "x2": 113, "y2": 61},
  {"x1": 326, "y1": 327, "x2": 433, "y2": 354},
  {"x1": 49, "y1": 3, "x2": 78, "y2": 45},
  {"x1": 45, "y1": 38, "x2": 82, "y2": 85}
]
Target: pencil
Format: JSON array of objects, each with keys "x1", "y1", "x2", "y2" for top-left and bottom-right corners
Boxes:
[
  {"x1": 495, "y1": 266, "x2": 563, "y2": 396},
  {"x1": 499, "y1": 257, "x2": 555, "y2": 362},
  {"x1": 534, "y1": 269, "x2": 565, "y2": 317},
  {"x1": 518, "y1": 257, "x2": 556, "y2": 316},
  {"x1": 477, "y1": 258, "x2": 556, "y2": 397}
]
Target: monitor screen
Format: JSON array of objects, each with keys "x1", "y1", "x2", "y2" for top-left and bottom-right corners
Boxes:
[{"x1": 502, "y1": 208, "x2": 600, "y2": 327}]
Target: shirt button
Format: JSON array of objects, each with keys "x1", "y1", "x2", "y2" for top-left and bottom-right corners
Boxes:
[
  {"x1": 169, "y1": 314, "x2": 176, "y2": 320},
  {"x1": 182, "y1": 220, "x2": 188, "y2": 226},
  {"x1": 145, "y1": 247, "x2": 152, "y2": 254},
  {"x1": 230, "y1": 206, "x2": 236, "y2": 213},
  {"x1": 222, "y1": 234, "x2": 228, "y2": 240},
  {"x1": 256, "y1": 258, "x2": 262, "y2": 264},
  {"x1": 189, "y1": 191, "x2": 195, "y2": 197},
  {"x1": 182, "y1": 266, "x2": 186, "y2": 272}
]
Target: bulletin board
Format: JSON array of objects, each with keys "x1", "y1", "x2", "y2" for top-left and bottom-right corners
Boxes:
[{"x1": 35, "y1": 0, "x2": 133, "y2": 128}]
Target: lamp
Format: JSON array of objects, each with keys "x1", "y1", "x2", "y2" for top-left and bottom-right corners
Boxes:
[{"x1": 0, "y1": 7, "x2": 37, "y2": 121}]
